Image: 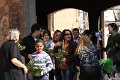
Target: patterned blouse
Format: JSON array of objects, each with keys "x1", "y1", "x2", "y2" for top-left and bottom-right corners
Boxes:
[{"x1": 79, "y1": 44, "x2": 99, "y2": 67}]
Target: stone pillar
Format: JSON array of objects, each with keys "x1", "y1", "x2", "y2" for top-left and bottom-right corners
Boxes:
[
  {"x1": 101, "y1": 11, "x2": 107, "y2": 59},
  {"x1": 23, "y1": 0, "x2": 37, "y2": 35}
]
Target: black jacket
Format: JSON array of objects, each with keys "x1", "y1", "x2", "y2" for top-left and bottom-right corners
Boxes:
[{"x1": 20, "y1": 35, "x2": 36, "y2": 63}]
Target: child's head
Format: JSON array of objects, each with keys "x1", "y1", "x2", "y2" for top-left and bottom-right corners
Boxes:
[{"x1": 35, "y1": 39, "x2": 44, "y2": 52}]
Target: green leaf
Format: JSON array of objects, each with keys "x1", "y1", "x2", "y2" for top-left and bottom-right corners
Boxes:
[{"x1": 26, "y1": 59, "x2": 42, "y2": 75}]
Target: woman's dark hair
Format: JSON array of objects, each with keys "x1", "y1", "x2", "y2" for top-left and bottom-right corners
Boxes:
[
  {"x1": 53, "y1": 30, "x2": 61, "y2": 42},
  {"x1": 108, "y1": 23, "x2": 119, "y2": 32},
  {"x1": 31, "y1": 23, "x2": 41, "y2": 33},
  {"x1": 43, "y1": 30, "x2": 52, "y2": 39},
  {"x1": 82, "y1": 30, "x2": 97, "y2": 45},
  {"x1": 82, "y1": 30, "x2": 92, "y2": 35},
  {"x1": 60, "y1": 29, "x2": 73, "y2": 41}
]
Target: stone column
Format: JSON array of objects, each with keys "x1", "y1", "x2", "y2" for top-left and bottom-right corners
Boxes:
[
  {"x1": 101, "y1": 11, "x2": 107, "y2": 59},
  {"x1": 23, "y1": 0, "x2": 37, "y2": 35}
]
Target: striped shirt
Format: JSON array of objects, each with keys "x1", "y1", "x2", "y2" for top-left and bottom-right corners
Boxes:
[{"x1": 32, "y1": 51, "x2": 53, "y2": 76}]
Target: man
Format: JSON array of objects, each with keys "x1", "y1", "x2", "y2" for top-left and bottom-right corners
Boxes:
[
  {"x1": 20, "y1": 23, "x2": 42, "y2": 64},
  {"x1": 72, "y1": 28, "x2": 80, "y2": 44}
]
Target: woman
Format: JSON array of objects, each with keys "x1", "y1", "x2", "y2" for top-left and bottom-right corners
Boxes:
[
  {"x1": 0, "y1": 29, "x2": 28, "y2": 80},
  {"x1": 53, "y1": 30, "x2": 62, "y2": 80},
  {"x1": 43, "y1": 30, "x2": 55, "y2": 80},
  {"x1": 43, "y1": 30, "x2": 55, "y2": 53},
  {"x1": 75, "y1": 35, "x2": 100, "y2": 80},
  {"x1": 53, "y1": 30, "x2": 61, "y2": 43},
  {"x1": 60, "y1": 29, "x2": 77, "y2": 80}
]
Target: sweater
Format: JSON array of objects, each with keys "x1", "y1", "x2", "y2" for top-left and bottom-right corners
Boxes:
[{"x1": 32, "y1": 51, "x2": 53, "y2": 76}]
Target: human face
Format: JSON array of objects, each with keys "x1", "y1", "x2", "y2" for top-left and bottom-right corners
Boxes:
[
  {"x1": 72, "y1": 30, "x2": 79, "y2": 38},
  {"x1": 40, "y1": 28, "x2": 45, "y2": 37},
  {"x1": 108, "y1": 25, "x2": 113, "y2": 33},
  {"x1": 43, "y1": 33, "x2": 50, "y2": 41},
  {"x1": 35, "y1": 30, "x2": 41, "y2": 38},
  {"x1": 55, "y1": 32, "x2": 61, "y2": 41},
  {"x1": 35, "y1": 42, "x2": 44, "y2": 52},
  {"x1": 15, "y1": 34, "x2": 20, "y2": 42},
  {"x1": 64, "y1": 31, "x2": 71, "y2": 41}
]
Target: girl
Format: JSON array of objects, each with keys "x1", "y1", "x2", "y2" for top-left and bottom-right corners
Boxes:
[
  {"x1": 32, "y1": 39, "x2": 53, "y2": 80},
  {"x1": 43, "y1": 30, "x2": 55, "y2": 80}
]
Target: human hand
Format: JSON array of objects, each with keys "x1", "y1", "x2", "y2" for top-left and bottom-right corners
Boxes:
[
  {"x1": 76, "y1": 66, "x2": 80, "y2": 73},
  {"x1": 62, "y1": 58, "x2": 66, "y2": 63},
  {"x1": 28, "y1": 54, "x2": 32, "y2": 60},
  {"x1": 23, "y1": 65, "x2": 28, "y2": 75}
]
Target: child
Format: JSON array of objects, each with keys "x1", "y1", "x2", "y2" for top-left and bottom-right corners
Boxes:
[{"x1": 32, "y1": 39, "x2": 53, "y2": 80}]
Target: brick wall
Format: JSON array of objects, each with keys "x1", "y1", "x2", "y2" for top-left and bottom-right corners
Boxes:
[{"x1": 0, "y1": 0, "x2": 25, "y2": 46}]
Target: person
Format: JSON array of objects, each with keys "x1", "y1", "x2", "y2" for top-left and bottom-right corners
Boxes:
[
  {"x1": 32, "y1": 39, "x2": 53, "y2": 80},
  {"x1": 103, "y1": 23, "x2": 120, "y2": 78},
  {"x1": 82, "y1": 30, "x2": 92, "y2": 39},
  {"x1": 83, "y1": 30, "x2": 97, "y2": 46},
  {"x1": 0, "y1": 28, "x2": 28, "y2": 80},
  {"x1": 20, "y1": 23, "x2": 42, "y2": 64},
  {"x1": 52, "y1": 30, "x2": 62, "y2": 80},
  {"x1": 43, "y1": 30, "x2": 55, "y2": 53},
  {"x1": 59, "y1": 29, "x2": 77, "y2": 80},
  {"x1": 75, "y1": 34, "x2": 101, "y2": 80},
  {"x1": 82, "y1": 30, "x2": 101, "y2": 60},
  {"x1": 43, "y1": 30, "x2": 55, "y2": 80},
  {"x1": 39, "y1": 26, "x2": 45, "y2": 40},
  {"x1": 53, "y1": 30, "x2": 61, "y2": 43},
  {"x1": 72, "y1": 28, "x2": 80, "y2": 44}
]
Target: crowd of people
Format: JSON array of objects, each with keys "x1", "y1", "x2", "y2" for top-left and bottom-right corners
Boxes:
[{"x1": 0, "y1": 22, "x2": 120, "y2": 80}]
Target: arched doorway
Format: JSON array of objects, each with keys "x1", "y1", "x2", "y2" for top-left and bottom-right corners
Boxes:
[
  {"x1": 101, "y1": 5, "x2": 120, "y2": 59},
  {"x1": 47, "y1": 8, "x2": 89, "y2": 36}
]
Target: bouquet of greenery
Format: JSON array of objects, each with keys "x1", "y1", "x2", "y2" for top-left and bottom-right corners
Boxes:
[
  {"x1": 54, "y1": 42, "x2": 68, "y2": 68},
  {"x1": 17, "y1": 43, "x2": 25, "y2": 51},
  {"x1": 26, "y1": 59, "x2": 42, "y2": 75},
  {"x1": 43, "y1": 44, "x2": 53, "y2": 54},
  {"x1": 54, "y1": 49, "x2": 68, "y2": 66}
]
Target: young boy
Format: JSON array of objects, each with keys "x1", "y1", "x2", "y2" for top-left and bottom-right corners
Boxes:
[{"x1": 32, "y1": 39, "x2": 53, "y2": 80}]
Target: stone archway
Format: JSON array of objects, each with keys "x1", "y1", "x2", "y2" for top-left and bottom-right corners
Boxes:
[{"x1": 0, "y1": 0, "x2": 120, "y2": 46}]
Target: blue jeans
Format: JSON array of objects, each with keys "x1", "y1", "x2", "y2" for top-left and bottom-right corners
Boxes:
[
  {"x1": 27, "y1": 75, "x2": 33, "y2": 80},
  {"x1": 61, "y1": 68, "x2": 75, "y2": 80}
]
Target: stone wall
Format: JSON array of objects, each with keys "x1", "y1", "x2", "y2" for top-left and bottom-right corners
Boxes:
[{"x1": 0, "y1": 0, "x2": 25, "y2": 46}]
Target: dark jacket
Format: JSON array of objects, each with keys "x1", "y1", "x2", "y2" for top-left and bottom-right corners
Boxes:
[
  {"x1": 20, "y1": 35, "x2": 36, "y2": 63},
  {"x1": 0, "y1": 40, "x2": 24, "y2": 80},
  {"x1": 53, "y1": 41, "x2": 77, "y2": 70},
  {"x1": 105, "y1": 32, "x2": 120, "y2": 65}
]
